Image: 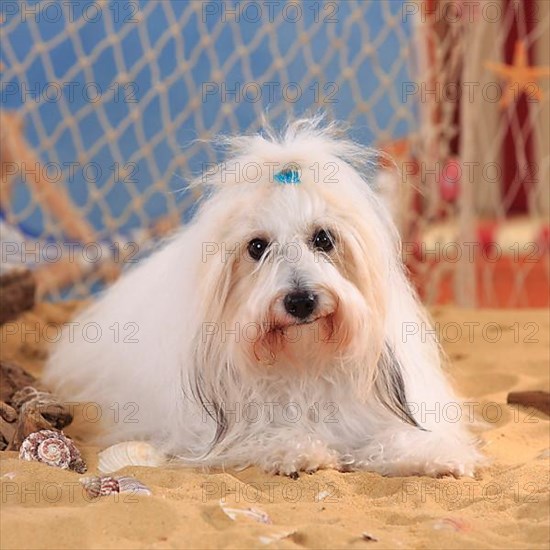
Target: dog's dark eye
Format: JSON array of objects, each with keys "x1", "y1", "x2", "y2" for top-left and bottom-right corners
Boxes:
[
  {"x1": 312, "y1": 229, "x2": 334, "y2": 252},
  {"x1": 247, "y1": 238, "x2": 269, "y2": 261}
]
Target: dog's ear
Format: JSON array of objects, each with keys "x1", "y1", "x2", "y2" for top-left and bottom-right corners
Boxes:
[
  {"x1": 188, "y1": 235, "x2": 241, "y2": 455},
  {"x1": 187, "y1": 364, "x2": 229, "y2": 452},
  {"x1": 198, "y1": 238, "x2": 240, "y2": 321},
  {"x1": 374, "y1": 345, "x2": 424, "y2": 429}
]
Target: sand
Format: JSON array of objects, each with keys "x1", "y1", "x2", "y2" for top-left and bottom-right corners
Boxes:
[{"x1": 1, "y1": 303, "x2": 549, "y2": 550}]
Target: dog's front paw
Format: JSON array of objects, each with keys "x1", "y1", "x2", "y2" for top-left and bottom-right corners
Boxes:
[
  {"x1": 354, "y1": 456, "x2": 477, "y2": 478},
  {"x1": 385, "y1": 459, "x2": 476, "y2": 478},
  {"x1": 352, "y1": 428, "x2": 483, "y2": 478},
  {"x1": 263, "y1": 437, "x2": 338, "y2": 478},
  {"x1": 431, "y1": 460, "x2": 476, "y2": 479}
]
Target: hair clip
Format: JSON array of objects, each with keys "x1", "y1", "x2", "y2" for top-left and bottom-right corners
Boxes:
[{"x1": 274, "y1": 166, "x2": 301, "y2": 185}]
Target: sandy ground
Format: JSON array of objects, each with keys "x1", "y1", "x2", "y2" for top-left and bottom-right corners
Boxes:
[{"x1": 0, "y1": 303, "x2": 549, "y2": 550}]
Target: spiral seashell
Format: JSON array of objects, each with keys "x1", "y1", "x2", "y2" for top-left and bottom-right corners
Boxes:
[
  {"x1": 79, "y1": 476, "x2": 102, "y2": 499},
  {"x1": 79, "y1": 475, "x2": 152, "y2": 498},
  {"x1": 80, "y1": 476, "x2": 120, "y2": 498},
  {"x1": 37, "y1": 436, "x2": 71, "y2": 468},
  {"x1": 98, "y1": 441, "x2": 166, "y2": 474},
  {"x1": 19, "y1": 430, "x2": 87, "y2": 473}
]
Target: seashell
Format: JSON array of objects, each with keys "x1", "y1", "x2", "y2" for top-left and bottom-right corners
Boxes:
[
  {"x1": 536, "y1": 448, "x2": 550, "y2": 459},
  {"x1": 79, "y1": 475, "x2": 152, "y2": 498},
  {"x1": 117, "y1": 476, "x2": 152, "y2": 496},
  {"x1": 98, "y1": 441, "x2": 166, "y2": 473},
  {"x1": 220, "y1": 500, "x2": 272, "y2": 524},
  {"x1": 19, "y1": 430, "x2": 87, "y2": 473},
  {"x1": 259, "y1": 530, "x2": 297, "y2": 545},
  {"x1": 80, "y1": 476, "x2": 119, "y2": 498},
  {"x1": 315, "y1": 490, "x2": 331, "y2": 502},
  {"x1": 432, "y1": 517, "x2": 470, "y2": 533}
]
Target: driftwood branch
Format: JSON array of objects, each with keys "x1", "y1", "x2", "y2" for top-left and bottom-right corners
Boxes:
[
  {"x1": 0, "y1": 361, "x2": 73, "y2": 450},
  {"x1": 0, "y1": 360, "x2": 37, "y2": 403},
  {"x1": 0, "y1": 269, "x2": 36, "y2": 325},
  {"x1": 507, "y1": 391, "x2": 550, "y2": 417}
]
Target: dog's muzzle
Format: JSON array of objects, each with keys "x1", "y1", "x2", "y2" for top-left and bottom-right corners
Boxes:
[{"x1": 283, "y1": 291, "x2": 318, "y2": 320}]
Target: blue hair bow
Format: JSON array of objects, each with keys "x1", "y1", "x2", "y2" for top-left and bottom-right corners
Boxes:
[{"x1": 274, "y1": 166, "x2": 301, "y2": 185}]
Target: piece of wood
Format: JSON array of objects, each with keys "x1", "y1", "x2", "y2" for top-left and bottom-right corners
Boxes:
[
  {"x1": 0, "y1": 401, "x2": 17, "y2": 422},
  {"x1": 0, "y1": 360, "x2": 74, "y2": 450},
  {"x1": 507, "y1": 391, "x2": 550, "y2": 417},
  {"x1": 8, "y1": 401, "x2": 54, "y2": 450},
  {"x1": 0, "y1": 360, "x2": 37, "y2": 403},
  {"x1": 11, "y1": 386, "x2": 73, "y2": 429},
  {"x1": 0, "y1": 401, "x2": 17, "y2": 450},
  {"x1": 0, "y1": 269, "x2": 36, "y2": 325}
]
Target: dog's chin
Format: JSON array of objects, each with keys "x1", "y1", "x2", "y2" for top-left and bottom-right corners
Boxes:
[{"x1": 249, "y1": 312, "x2": 340, "y2": 368}]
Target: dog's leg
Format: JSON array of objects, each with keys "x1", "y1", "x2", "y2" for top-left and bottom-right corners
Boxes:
[
  {"x1": 247, "y1": 429, "x2": 339, "y2": 478},
  {"x1": 326, "y1": 346, "x2": 484, "y2": 478},
  {"x1": 350, "y1": 423, "x2": 482, "y2": 478}
]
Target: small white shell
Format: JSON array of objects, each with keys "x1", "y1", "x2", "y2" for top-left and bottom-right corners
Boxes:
[
  {"x1": 315, "y1": 490, "x2": 331, "y2": 502},
  {"x1": 117, "y1": 476, "x2": 152, "y2": 496},
  {"x1": 98, "y1": 441, "x2": 166, "y2": 473},
  {"x1": 220, "y1": 500, "x2": 272, "y2": 524},
  {"x1": 259, "y1": 530, "x2": 297, "y2": 545}
]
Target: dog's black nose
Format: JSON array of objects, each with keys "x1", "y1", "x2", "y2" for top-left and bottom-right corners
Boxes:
[{"x1": 284, "y1": 291, "x2": 317, "y2": 320}]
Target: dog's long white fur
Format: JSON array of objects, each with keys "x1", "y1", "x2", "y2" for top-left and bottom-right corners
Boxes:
[{"x1": 45, "y1": 116, "x2": 483, "y2": 477}]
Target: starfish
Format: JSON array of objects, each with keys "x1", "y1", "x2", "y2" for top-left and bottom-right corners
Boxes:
[{"x1": 485, "y1": 41, "x2": 550, "y2": 107}]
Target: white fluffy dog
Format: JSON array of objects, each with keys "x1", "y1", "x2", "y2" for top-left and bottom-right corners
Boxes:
[{"x1": 45, "y1": 117, "x2": 482, "y2": 478}]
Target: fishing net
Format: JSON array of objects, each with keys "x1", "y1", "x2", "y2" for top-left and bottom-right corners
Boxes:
[{"x1": 1, "y1": 0, "x2": 548, "y2": 306}]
